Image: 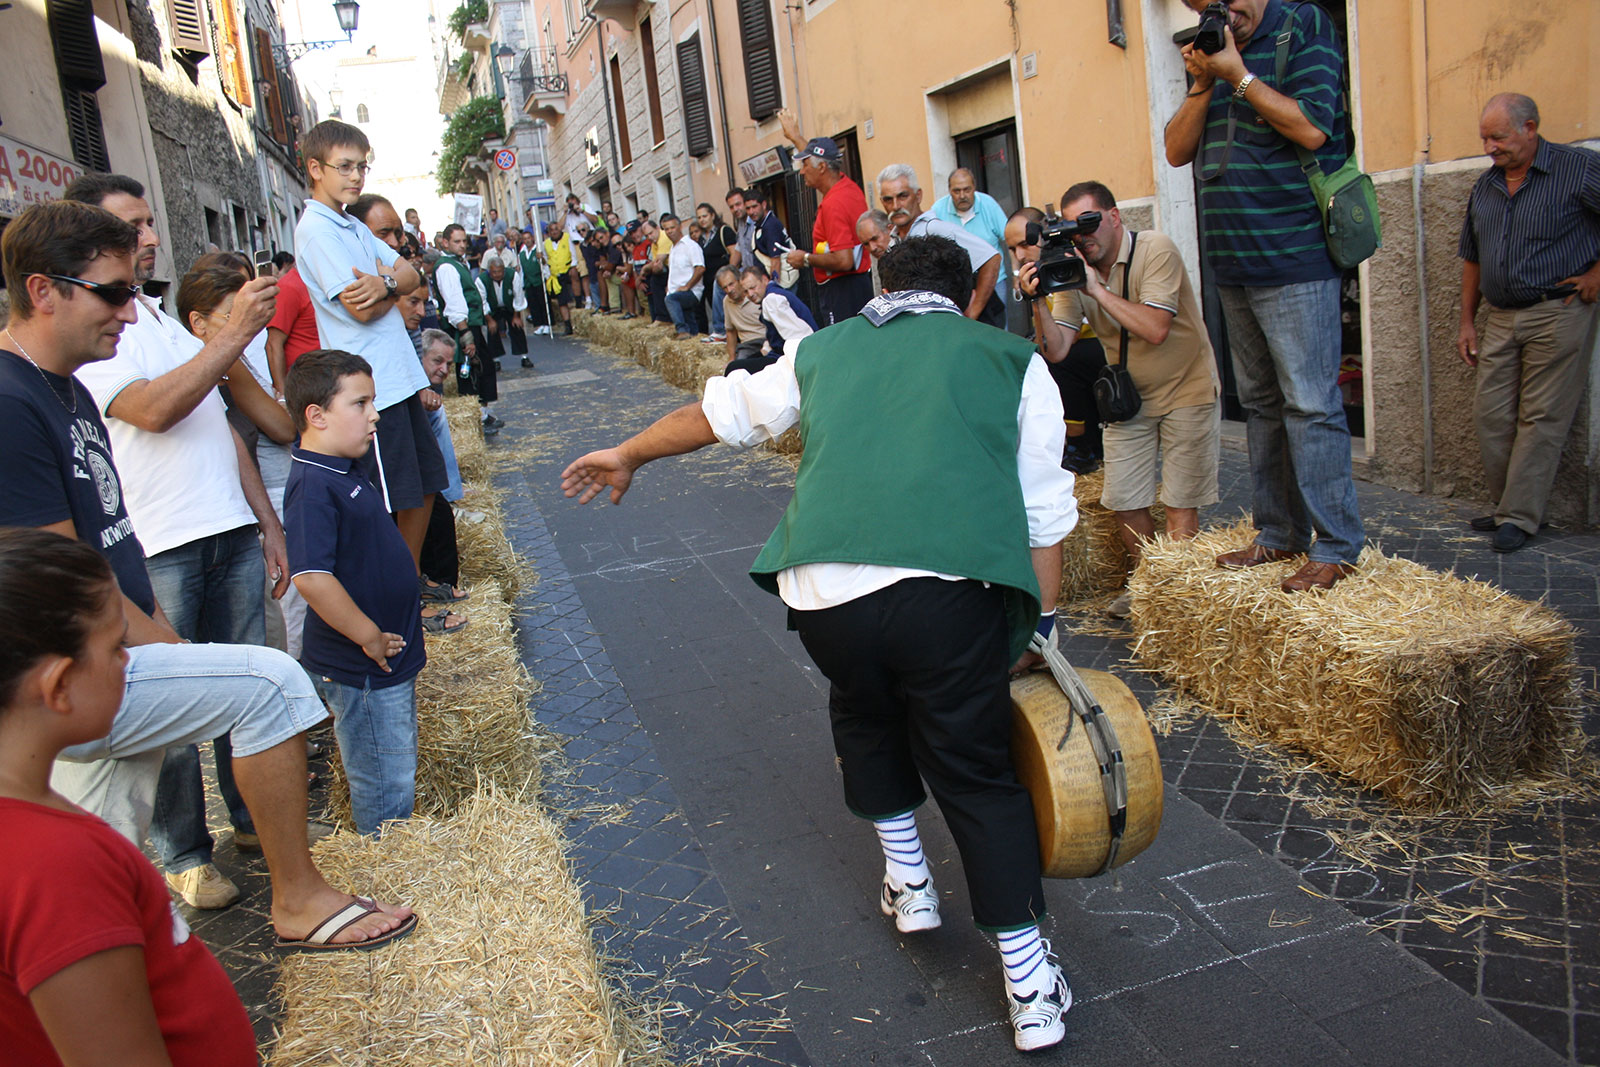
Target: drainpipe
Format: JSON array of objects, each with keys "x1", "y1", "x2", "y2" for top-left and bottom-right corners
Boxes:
[
  {"x1": 1411, "y1": 0, "x2": 1433, "y2": 493},
  {"x1": 705, "y1": 0, "x2": 734, "y2": 186},
  {"x1": 596, "y1": 21, "x2": 623, "y2": 185}
]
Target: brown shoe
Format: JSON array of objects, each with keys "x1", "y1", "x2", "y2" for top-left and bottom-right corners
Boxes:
[
  {"x1": 1280, "y1": 560, "x2": 1357, "y2": 593},
  {"x1": 1215, "y1": 544, "x2": 1301, "y2": 569}
]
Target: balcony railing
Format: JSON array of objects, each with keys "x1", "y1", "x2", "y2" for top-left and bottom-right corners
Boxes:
[{"x1": 518, "y1": 48, "x2": 569, "y2": 117}]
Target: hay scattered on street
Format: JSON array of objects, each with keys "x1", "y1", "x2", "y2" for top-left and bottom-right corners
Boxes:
[{"x1": 1058, "y1": 470, "x2": 1165, "y2": 606}]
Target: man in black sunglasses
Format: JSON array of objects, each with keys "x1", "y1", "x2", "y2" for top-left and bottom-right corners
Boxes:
[{"x1": 0, "y1": 199, "x2": 417, "y2": 948}]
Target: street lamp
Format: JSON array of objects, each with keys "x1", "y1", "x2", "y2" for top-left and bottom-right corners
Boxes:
[
  {"x1": 272, "y1": 0, "x2": 361, "y2": 72},
  {"x1": 494, "y1": 44, "x2": 518, "y2": 99}
]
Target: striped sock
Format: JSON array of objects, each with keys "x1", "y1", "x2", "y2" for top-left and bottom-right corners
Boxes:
[
  {"x1": 998, "y1": 925, "x2": 1050, "y2": 997},
  {"x1": 873, "y1": 812, "x2": 930, "y2": 888}
]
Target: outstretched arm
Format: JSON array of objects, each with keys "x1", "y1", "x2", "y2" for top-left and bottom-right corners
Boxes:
[{"x1": 561, "y1": 401, "x2": 718, "y2": 505}]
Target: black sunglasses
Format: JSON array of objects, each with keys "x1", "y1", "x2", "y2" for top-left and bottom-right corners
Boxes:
[{"x1": 34, "y1": 273, "x2": 141, "y2": 307}]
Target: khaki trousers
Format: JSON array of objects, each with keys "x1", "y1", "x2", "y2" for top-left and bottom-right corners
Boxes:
[{"x1": 1475, "y1": 298, "x2": 1600, "y2": 533}]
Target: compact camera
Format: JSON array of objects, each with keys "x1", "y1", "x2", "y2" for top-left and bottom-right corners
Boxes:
[
  {"x1": 1028, "y1": 211, "x2": 1102, "y2": 295},
  {"x1": 1193, "y1": 1, "x2": 1231, "y2": 54}
]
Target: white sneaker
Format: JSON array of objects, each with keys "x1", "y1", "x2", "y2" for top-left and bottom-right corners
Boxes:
[
  {"x1": 880, "y1": 877, "x2": 941, "y2": 933},
  {"x1": 1008, "y1": 961, "x2": 1071, "y2": 1052},
  {"x1": 165, "y1": 863, "x2": 241, "y2": 910}
]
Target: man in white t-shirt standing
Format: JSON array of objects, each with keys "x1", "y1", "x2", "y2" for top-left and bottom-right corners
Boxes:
[
  {"x1": 661, "y1": 213, "x2": 706, "y2": 337},
  {"x1": 65, "y1": 172, "x2": 290, "y2": 910}
]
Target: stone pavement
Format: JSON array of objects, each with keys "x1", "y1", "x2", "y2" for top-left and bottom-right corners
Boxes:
[{"x1": 200, "y1": 327, "x2": 1598, "y2": 1064}]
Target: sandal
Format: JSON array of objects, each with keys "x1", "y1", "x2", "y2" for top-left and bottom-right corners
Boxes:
[
  {"x1": 420, "y1": 608, "x2": 469, "y2": 634},
  {"x1": 274, "y1": 896, "x2": 419, "y2": 953},
  {"x1": 419, "y1": 574, "x2": 469, "y2": 603}
]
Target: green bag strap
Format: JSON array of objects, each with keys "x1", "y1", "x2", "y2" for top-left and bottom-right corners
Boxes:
[{"x1": 1276, "y1": 7, "x2": 1324, "y2": 185}]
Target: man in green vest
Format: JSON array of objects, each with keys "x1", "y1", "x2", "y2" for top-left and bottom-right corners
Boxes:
[
  {"x1": 517, "y1": 229, "x2": 550, "y2": 336},
  {"x1": 433, "y1": 223, "x2": 500, "y2": 432},
  {"x1": 481, "y1": 257, "x2": 531, "y2": 368},
  {"x1": 562, "y1": 237, "x2": 1080, "y2": 1053}
]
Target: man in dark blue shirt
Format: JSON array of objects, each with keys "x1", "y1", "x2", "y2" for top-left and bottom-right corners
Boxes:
[
  {"x1": 1458, "y1": 93, "x2": 1600, "y2": 552},
  {"x1": 1163, "y1": 0, "x2": 1364, "y2": 592}
]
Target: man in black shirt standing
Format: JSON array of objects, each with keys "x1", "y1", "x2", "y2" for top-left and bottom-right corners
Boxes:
[
  {"x1": 0, "y1": 200, "x2": 416, "y2": 950},
  {"x1": 1458, "y1": 93, "x2": 1600, "y2": 552}
]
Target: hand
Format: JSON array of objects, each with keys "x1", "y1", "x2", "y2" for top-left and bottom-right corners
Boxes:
[
  {"x1": 342, "y1": 264, "x2": 390, "y2": 310},
  {"x1": 419, "y1": 388, "x2": 441, "y2": 412},
  {"x1": 777, "y1": 107, "x2": 802, "y2": 144},
  {"x1": 262, "y1": 527, "x2": 290, "y2": 600},
  {"x1": 486, "y1": 317, "x2": 499, "y2": 336},
  {"x1": 1559, "y1": 269, "x2": 1600, "y2": 304},
  {"x1": 1458, "y1": 319, "x2": 1479, "y2": 367},
  {"x1": 1190, "y1": 26, "x2": 1246, "y2": 85},
  {"x1": 784, "y1": 249, "x2": 809, "y2": 269},
  {"x1": 224, "y1": 276, "x2": 279, "y2": 336},
  {"x1": 561, "y1": 447, "x2": 635, "y2": 505},
  {"x1": 362, "y1": 630, "x2": 406, "y2": 673},
  {"x1": 1074, "y1": 248, "x2": 1107, "y2": 299},
  {"x1": 462, "y1": 334, "x2": 477, "y2": 356},
  {"x1": 1015, "y1": 259, "x2": 1041, "y2": 299},
  {"x1": 1009, "y1": 649, "x2": 1045, "y2": 677}
]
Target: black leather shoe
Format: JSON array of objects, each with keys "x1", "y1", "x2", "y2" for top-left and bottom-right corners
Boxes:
[
  {"x1": 1469, "y1": 515, "x2": 1497, "y2": 532},
  {"x1": 1492, "y1": 523, "x2": 1529, "y2": 552}
]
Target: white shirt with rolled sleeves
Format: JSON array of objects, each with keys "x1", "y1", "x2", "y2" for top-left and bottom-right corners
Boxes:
[
  {"x1": 433, "y1": 260, "x2": 472, "y2": 328},
  {"x1": 293, "y1": 198, "x2": 430, "y2": 411},
  {"x1": 759, "y1": 291, "x2": 814, "y2": 349},
  {"x1": 701, "y1": 336, "x2": 1078, "y2": 611},
  {"x1": 72, "y1": 296, "x2": 256, "y2": 557},
  {"x1": 667, "y1": 234, "x2": 705, "y2": 298}
]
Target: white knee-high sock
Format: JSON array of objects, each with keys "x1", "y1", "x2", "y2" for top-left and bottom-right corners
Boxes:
[
  {"x1": 873, "y1": 812, "x2": 931, "y2": 887},
  {"x1": 998, "y1": 924, "x2": 1051, "y2": 997}
]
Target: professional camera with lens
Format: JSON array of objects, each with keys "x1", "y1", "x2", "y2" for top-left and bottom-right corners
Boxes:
[
  {"x1": 1193, "y1": 1, "x2": 1231, "y2": 54},
  {"x1": 1030, "y1": 211, "x2": 1102, "y2": 295}
]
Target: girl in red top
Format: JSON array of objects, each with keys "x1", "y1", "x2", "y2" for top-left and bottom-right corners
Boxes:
[{"x1": 0, "y1": 528, "x2": 257, "y2": 1067}]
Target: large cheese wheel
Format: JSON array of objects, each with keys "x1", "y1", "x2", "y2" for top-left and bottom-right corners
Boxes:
[{"x1": 1010, "y1": 668, "x2": 1163, "y2": 878}]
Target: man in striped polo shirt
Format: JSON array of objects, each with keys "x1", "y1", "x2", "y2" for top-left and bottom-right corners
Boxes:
[
  {"x1": 1164, "y1": 0, "x2": 1364, "y2": 593},
  {"x1": 1457, "y1": 93, "x2": 1600, "y2": 553}
]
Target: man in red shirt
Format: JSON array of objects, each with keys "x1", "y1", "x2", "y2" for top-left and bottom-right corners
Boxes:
[
  {"x1": 784, "y1": 137, "x2": 872, "y2": 326},
  {"x1": 264, "y1": 265, "x2": 323, "y2": 394}
]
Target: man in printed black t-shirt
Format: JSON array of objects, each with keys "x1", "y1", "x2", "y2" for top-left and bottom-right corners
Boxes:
[
  {"x1": 0, "y1": 200, "x2": 416, "y2": 951},
  {"x1": 1163, "y1": 0, "x2": 1363, "y2": 593}
]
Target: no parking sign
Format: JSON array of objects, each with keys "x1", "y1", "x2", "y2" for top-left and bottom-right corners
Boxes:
[{"x1": 493, "y1": 148, "x2": 517, "y2": 171}]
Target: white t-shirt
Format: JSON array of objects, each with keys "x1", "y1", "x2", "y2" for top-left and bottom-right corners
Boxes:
[
  {"x1": 74, "y1": 297, "x2": 255, "y2": 557},
  {"x1": 667, "y1": 235, "x2": 705, "y2": 298}
]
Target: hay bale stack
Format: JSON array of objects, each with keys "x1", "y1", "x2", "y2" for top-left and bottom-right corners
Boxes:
[
  {"x1": 269, "y1": 789, "x2": 624, "y2": 1067},
  {"x1": 326, "y1": 579, "x2": 541, "y2": 826},
  {"x1": 1131, "y1": 522, "x2": 1584, "y2": 811},
  {"x1": 1058, "y1": 470, "x2": 1165, "y2": 606},
  {"x1": 445, "y1": 396, "x2": 490, "y2": 485},
  {"x1": 454, "y1": 481, "x2": 528, "y2": 601}
]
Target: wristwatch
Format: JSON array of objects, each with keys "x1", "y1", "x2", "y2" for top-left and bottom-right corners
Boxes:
[
  {"x1": 1233, "y1": 72, "x2": 1256, "y2": 100},
  {"x1": 382, "y1": 273, "x2": 399, "y2": 298}
]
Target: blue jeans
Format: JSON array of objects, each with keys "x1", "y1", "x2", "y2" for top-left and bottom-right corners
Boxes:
[
  {"x1": 145, "y1": 525, "x2": 264, "y2": 872},
  {"x1": 706, "y1": 287, "x2": 725, "y2": 336},
  {"x1": 1219, "y1": 279, "x2": 1364, "y2": 564},
  {"x1": 314, "y1": 674, "x2": 418, "y2": 836},
  {"x1": 666, "y1": 289, "x2": 702, "y2": 335}
]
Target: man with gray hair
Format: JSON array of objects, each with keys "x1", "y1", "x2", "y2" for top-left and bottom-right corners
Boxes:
[
  {"x1": 1458, "y1": 92, "x2": 1600, "y2": 552},
  {"x1": 417, "y1": 327, "x2": 467, "y2": 589},
  {"x1": 871, "y1": 165, "x2": 1003, "y2": 326}
]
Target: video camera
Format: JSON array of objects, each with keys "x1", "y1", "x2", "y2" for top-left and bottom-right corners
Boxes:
[{"x1": 1027, "y1": 211, "x2": 1102, "y2": 295}]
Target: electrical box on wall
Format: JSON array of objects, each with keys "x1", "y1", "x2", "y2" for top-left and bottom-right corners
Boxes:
[
  {"x1": 864, "y1": 118, "x2": 874, "y2": 139},
  {"x1": 1021, "y1": 52, "x2": 1038, "y2": 79}
]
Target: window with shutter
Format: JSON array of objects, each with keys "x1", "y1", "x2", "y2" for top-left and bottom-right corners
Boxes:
[
  {"x1": 638, "y1": 17, "x2": 665, "y2": 147},
  {"x1": 736, "y1": 0, "x2": 781, "y2": 121},
  {"x1": 609, "y1": 54, "x2": 632, "y2": 168},
  {"x1": 168, "y1": 0, "x2": 210, "y2": 55},
  {"x1": 212, "y1": 0, "x2": 252, "y2": 108},
  {"x1": 62, "y1": 89, "x2": 111, "y2": 172},
  {"x1": 47, "y1": 0, "x2": 106, "y2": 91},
  {"x1": 252, "y1": 26, "x2": 287, "y2": 143},
  {"x1": 676, "y1": 34, "x2": 712, "y2": 158}
]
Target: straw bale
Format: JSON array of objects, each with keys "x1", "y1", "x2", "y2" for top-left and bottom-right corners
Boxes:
[
  {"x1": 268, "y1": 788, "x2": 625, "y2": 1067},
  {"x1": 1058, "y1": 469, "x2": 1165, "y2": 606},
  {"x1": 325, "y1": 580, "x2": 544, "y2": 828},
  {"x1": 454, "y1": 481, "x2": 530, "y2": 601},
  {"x1": 1130, "y1": 521, "x2": 1585, "y2": 812},
  {"x1": 444, "y1": 396, "x2": 490, "y2": 485}
]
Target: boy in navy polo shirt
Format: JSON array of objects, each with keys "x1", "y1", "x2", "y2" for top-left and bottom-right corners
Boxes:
[{"x1": 283, "y1": 350, "x2": 452, "y2": 835}]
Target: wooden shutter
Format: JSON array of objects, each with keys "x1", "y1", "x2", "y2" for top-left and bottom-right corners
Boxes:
[
  {"x1": 211, "y1": 0, "x2": 251, "y2": 107},
  {"x1": 253, "y1": 26, "x2": 287, "y2": 143},
  {"x1": 62, "y1": 89, "x2": 111, "y2": 171},
  {"x1": 676, "y1": 34, "x2": 712, "y2": 158},
  {"x1": 609, "y1": 54, "x2": 632, "y2": 168},
  {"x1": 47, "y1": 0, "x2": 106, "y2": 90},
  {"x1": 168, "y1": 0, "x2": 210, "y2": 54},
  {"x1": 639, "y1": 17, "x2": 665, "y2": 146},
  {"x1": 736, "y1": 0, "x2": 781, "y2": 121}
]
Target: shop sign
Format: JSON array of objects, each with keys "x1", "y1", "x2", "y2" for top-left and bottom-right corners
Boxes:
[
  {"x1": 737, "y1": 146, "x2": 789, "y2": 185},
  {"x1": 0, "y1": 135, "x2": 81, "y2": 218}
]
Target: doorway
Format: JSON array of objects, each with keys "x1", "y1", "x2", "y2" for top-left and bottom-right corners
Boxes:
[{"x1": 954, "y1": 120, "x2": 1022, "y2": 217}]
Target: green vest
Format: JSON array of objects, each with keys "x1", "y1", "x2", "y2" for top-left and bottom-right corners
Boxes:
[
  {"x1": 433, "y1": 254, "x2": 484, "y2": 326},
  {"x1": 517, "y1": 248, "x2": 541, "y2": 285},
  {"x1": 748, "y1": 312, "x2": 1042, "y2": 659},
  {"x1": 483, "y1": 273, "x2": 517, "y2": 313}
]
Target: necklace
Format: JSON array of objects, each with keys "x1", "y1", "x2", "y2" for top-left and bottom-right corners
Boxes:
[{"x1": 1, "y1": 330, "x2": 77, "y2": 415}]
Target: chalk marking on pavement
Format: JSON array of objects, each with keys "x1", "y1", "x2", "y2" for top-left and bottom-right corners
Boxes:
[
  {"x1": 565, "y1": 541, "x2": 770, "y2": 580},
  {"x1": 563, "y1": 632, "x2": 597, "y2": 679}
]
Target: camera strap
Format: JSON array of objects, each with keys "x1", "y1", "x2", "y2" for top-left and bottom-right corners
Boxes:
[
  {"x1": 1198, "y1": 10, "x2": 1298, "y2": 183},
  {"x1": 1116, "y1": 231, "x2": 1139, "y2": 367}
]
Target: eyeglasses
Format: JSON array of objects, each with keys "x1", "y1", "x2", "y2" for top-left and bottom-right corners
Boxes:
[
  {"x1": 318, "y1": 159, "x2": 372, "y2": 177},
  {"x1": 33, "y1": 274, "x2": 142, "y2": 307}
]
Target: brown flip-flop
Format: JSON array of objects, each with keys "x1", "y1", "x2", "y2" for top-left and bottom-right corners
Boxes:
[{"x1": 273, "y1": 896, "x2": 419, "y2": 954}]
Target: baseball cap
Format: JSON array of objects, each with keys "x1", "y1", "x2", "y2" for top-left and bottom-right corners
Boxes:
[{"x1": 798, "y1": 137, "x2": 842, "y2": 164}]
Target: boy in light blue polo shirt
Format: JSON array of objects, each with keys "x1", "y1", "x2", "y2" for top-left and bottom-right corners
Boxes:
[{"x1": 294, "y1": 121, "x2": 453, "y2": 602}]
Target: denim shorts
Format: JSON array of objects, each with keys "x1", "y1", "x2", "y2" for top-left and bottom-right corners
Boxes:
[{"x1": 314, "y1": 673, "x2": 419, "y2": 836}]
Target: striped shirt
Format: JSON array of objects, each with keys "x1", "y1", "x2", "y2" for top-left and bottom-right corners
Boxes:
[
  {"x1": 1457, "y1": 138, "x2": 1600, "y2": 308},
  {"x1": 1195, "y1": 0, "x2": 1346, "y2": 286}
]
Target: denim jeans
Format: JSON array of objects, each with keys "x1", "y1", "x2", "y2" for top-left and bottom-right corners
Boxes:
[
  {"x1": 1219, "y1": 279, "x2": 1364, "y2": 564},
  {"x1": 314, "y1": 674, "x2": 418, "y2": 836},
  {"x1": 666, "y1": 289, "x2": 702, "y2": 335},
  {"x1": 145, "y1": 525, "x2": 264, "y2": 872},
  {"x1": 52, "y1": 642, "x2": 328, "y2": 847},
  {"x1": 705, "y1": 287, "x2": 726, "y2": 336}
]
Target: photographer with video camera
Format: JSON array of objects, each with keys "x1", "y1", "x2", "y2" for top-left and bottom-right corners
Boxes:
[
  {"x1": 1025, "y1": 183, "x2": 1219, "y2": 618},
  {"x1": 1162, "y1": 0, "x2": 1363, "y2": 593}
]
